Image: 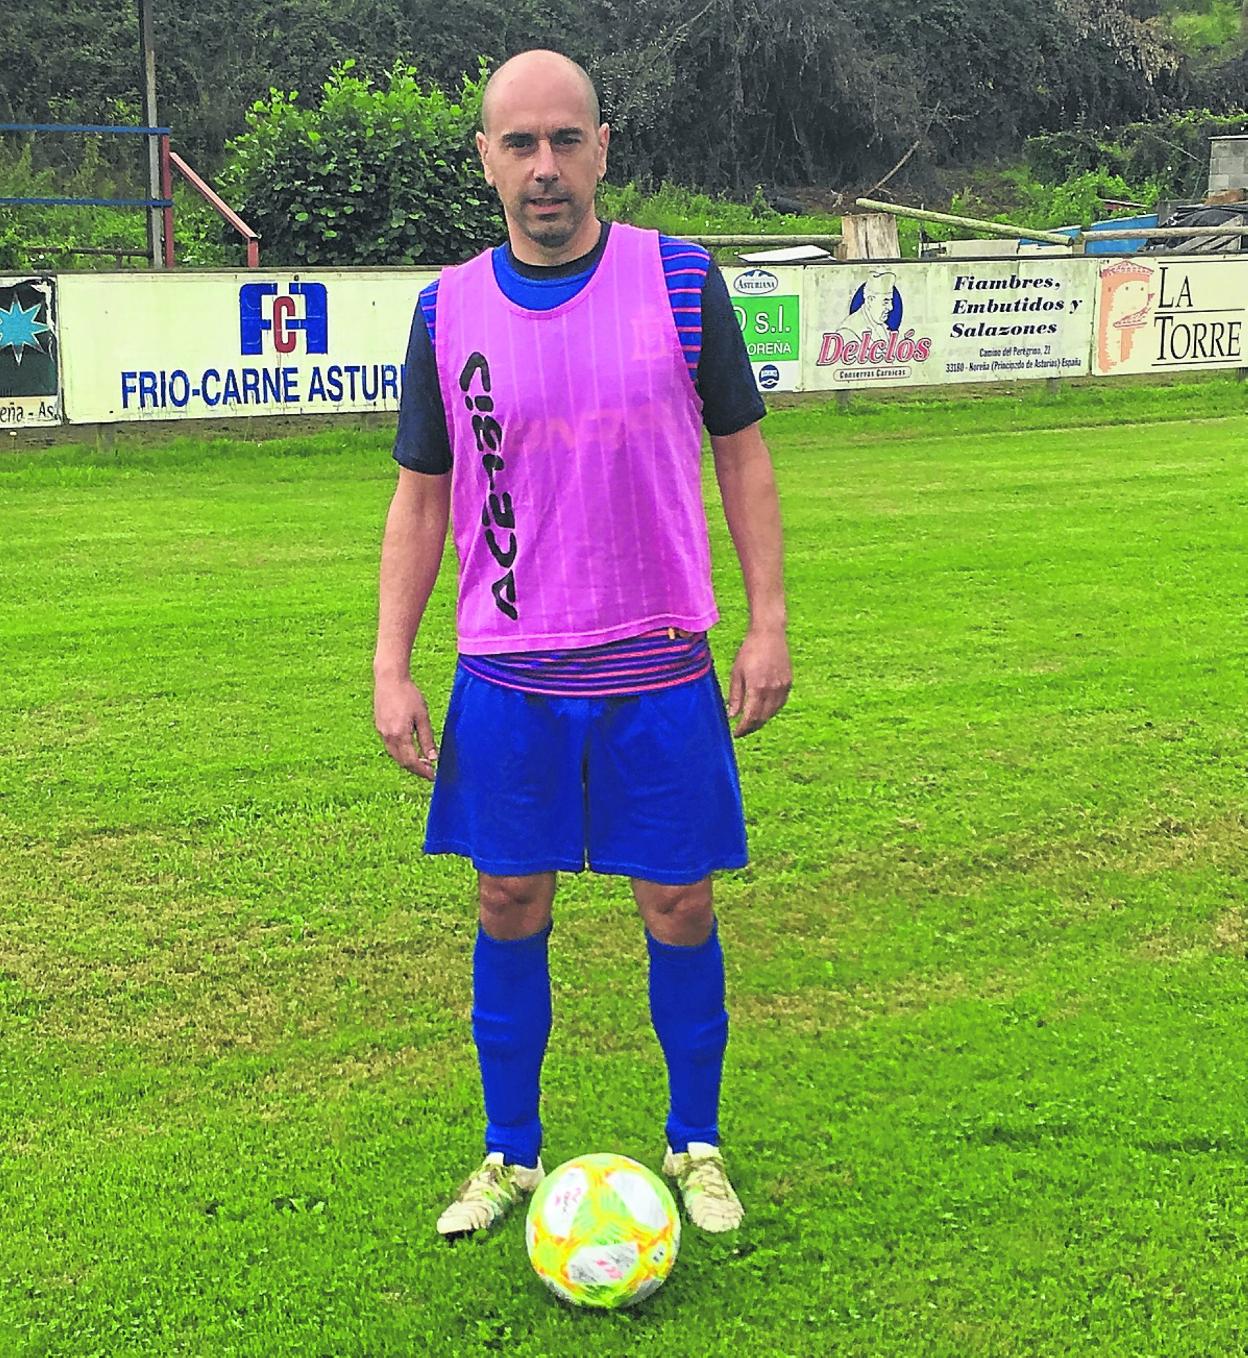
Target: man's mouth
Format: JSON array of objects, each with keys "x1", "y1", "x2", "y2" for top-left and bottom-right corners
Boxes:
[{"x1": 529, "y1": 197, "x2": 568, "y2": 210}]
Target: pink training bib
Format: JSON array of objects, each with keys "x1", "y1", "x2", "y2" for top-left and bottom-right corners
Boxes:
[{"x1": 433, "y1": 223, "x2": 719, "y2": 654}]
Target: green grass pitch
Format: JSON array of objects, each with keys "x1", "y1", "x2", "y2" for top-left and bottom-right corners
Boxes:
[{"x1": 1, "y1": 379, "x2": 1246, "y2": 1356}]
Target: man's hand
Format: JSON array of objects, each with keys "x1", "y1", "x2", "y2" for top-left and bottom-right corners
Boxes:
[
  {"x1": 726, "y1": 626, "x2": 792, "y2": 738},
  {"x1": 374, "y1": 675, "x2": 440, "y2": 780}
]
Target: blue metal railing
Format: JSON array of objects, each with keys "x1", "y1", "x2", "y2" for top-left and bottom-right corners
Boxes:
[
  {"x1": 0, "y1": 123, "x2": 170, "y2": 135},
  {"x1": 0, "y1": 124, "x2": 173, "y2": 209}
]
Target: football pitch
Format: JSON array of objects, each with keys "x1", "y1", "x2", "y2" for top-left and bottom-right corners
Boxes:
[{"x1": 2, "y1": 379, "x2": 1246, "y2": 1356}]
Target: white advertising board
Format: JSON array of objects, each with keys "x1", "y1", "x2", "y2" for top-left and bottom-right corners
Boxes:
[
  {"x1": 1, "y1": 276, "x2": 60, "y2": 427},
  {"x1": 58, "y1": 270, "x2": 437, "y2": 422},
  {"x1": 1092, "y1": 255, "x2": 1248, "y2": 376},
  {"x1": 40, "y1": 254, "x2": 1248, "y2": 429},
  {"x1": 801, "y1": 258, "x2": 1098, "y2": 390},
  {"x1": 721, "y1": 266, "x2": 804, "y2": 393}
]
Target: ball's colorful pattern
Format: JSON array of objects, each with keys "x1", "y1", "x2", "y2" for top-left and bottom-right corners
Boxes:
[{"x1": 525, "y1": 1153, "x2": 680, "y2": 1308}]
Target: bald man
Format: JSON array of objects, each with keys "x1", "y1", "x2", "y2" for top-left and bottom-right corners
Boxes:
[{"x1": 375, "y1": 49, "x2": 791, "y2": 1239}]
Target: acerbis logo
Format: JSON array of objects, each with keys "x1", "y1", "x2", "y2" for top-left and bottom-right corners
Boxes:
[
  {"x1": 758, "y1": 363, "x2": 780, "y2": 389},
  {"x1": 239, "y1": 282, "x2": 328, "y2": 355},
  {"x1": 733, "y1": 269, "x2": 779, "y2": 296}
]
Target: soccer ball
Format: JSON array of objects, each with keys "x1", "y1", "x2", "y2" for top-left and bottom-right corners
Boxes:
[{"x1": 525, "y1": 1153, "x2": 680, "y2": 1308}]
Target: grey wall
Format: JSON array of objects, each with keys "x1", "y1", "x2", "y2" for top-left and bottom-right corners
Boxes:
[{"x1": 1209, "y1": 136, "x2": 1248, "y2": 195}]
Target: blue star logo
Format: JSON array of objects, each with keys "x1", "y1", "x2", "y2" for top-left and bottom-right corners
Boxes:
[{"x1": 0, "y1": 298, "x2": 51, "y2": 364}]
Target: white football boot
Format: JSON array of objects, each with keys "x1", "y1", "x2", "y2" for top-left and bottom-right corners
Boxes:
[
  {"x1": 436, "y1": 1152, "x2": 545, "y2": 1238},
  {"x1": 662, "y1": 1141, "x2": 745, "y2": 1233}
]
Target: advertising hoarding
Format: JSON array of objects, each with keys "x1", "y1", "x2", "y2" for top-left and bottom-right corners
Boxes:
[
  {"x1": 722, "y1": 266, "x2": 803, "y2": 393},
  {"x1": 802, "y1": 259, "x2": 1098, "y2": 391},
  {"x1": 30, "y1": 254, "x2": 1248, "y2": 430},
  {"x1": 0, "y1": 276, "x2": 60, "y2": 427},
  {"x1": 58, "y1": 270, "x2": 437, "y2": 423},
  {"x1": 1092, "y1": 255, "x2": 1248, "y2": 377}
]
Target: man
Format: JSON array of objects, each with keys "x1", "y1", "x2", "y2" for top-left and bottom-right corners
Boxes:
[
  {"x1": 834, "y1": 269, "x2": 900, "y2": 343},
  {"x1": 374, "y1": 49, "x2": 791, "y2": 1239}
]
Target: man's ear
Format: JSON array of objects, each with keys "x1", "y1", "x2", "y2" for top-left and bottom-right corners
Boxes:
[
  {"x1": 597, "y1": 122, "x2": 610, "y2": 181},
  {"x1": 475, "y1": 130, "x2": 495, "y2": 187}
]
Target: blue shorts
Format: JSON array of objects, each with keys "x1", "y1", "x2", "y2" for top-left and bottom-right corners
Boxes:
[{"x1": 424, "y1": 665, "x2": 749, "y2": 885}]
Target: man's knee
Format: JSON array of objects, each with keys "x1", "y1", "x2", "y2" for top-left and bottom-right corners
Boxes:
[
  {"x1": 634, "y1": 878, "x2": 714, "y2": 946},
  {"x1": 478, "y1": 872, "x2": 555, "y2": 940}
]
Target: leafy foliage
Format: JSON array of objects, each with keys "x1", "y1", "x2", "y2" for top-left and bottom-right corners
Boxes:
[
  {"x1": 0, "y1": 0, "x2": 1243, "y2": 271},
  {"x1": 578, "y1": 0, "x2": 1193, "y2": 188},
  {"x1": 0, "y1": 0, "x2": 1217, "y2": 194},
  {"x1": 599, "y1": 182, "x2": 839, "y2": 237},
  {"x1": 915, "y1": 168, "x2": 1164, "y2": 251},
  {"x1": 1026, "y1": 109, "x2": 1248, "y2": 200},
  {"x1": 0, "y1": 136, "x2": 235, "y2": 271},
  {"x1": 217, "y1": 62, "x2": 502, "y2": 266},
  {"x1": 1163, "y1": 0, "x2": 1246, "y2": 54}
]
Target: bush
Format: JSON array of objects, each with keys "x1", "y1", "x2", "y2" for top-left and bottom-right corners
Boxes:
[
  {"x1": 217, "y1": 60, "x2": 502, "y2": 266},
  {"x1": 598, "y1": 181, "x2": 840, "y2": 237},
  {"x1": 1026, "y1": 109, "x2": 1248, "y2": 201},
  {"x1": 1168, "y1": 0, "x2": 1243, "y2": 54},
  {"x1": 0, "y1": 138, "x2": 146, "y2": 271}
]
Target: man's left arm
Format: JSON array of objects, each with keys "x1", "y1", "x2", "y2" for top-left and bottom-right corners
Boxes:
[
  {"x1": 694, "y1": 257, "x2": 791, "y2": 737},
  {"x1": 710, "y1": 421, "x2": 792, "y2": 737}
]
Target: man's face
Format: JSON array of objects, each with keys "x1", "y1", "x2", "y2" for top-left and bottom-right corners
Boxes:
[
  {"x1": 476, "y1": 73, "x2": 609, "y2": 255},
  {"x1": 864, "y1": 281, "x2": 895, "y2": 328}
]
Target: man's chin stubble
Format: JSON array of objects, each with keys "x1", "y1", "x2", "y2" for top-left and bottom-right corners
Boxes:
[
  {"x1": 527, "y1": 225, "x2": 575, "y2": 249},
  {"x1": 519, "y1": 203, "x2": 588, "y2": 251}
]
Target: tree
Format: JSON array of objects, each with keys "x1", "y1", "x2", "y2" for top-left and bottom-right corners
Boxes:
[{"x1": 217, "y1": 61, "x2": 501, "y2": 266}]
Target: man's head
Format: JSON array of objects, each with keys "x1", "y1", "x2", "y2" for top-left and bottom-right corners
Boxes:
[
  {"x1": 477, "y1": 50, "x2": 609, "y2": 263},
  {"x1": 862, "y1": 271, "x2": 898, "y2": 328}
]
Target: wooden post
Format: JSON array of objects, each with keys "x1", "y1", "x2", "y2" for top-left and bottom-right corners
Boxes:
[
  {"x1": 137, "y1": 0, "x2": 164, "y2": 270},
  {"x1": 838, "y1": 214, "x2": 901, "y2": 261}
]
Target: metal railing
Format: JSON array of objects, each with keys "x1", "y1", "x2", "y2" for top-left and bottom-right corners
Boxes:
[
  {"x1": 0, "y1": 123, "x2": 173, "y2": 268},
  {"x1": 687, "y1": 233, "x2": 842, "y2": 248},
  {"x1": 0, "y1": 122, "x2": 260, "y2": 269},
  {"x1": 165, "y1": 149, "x2": 260, "y2": 268},
  {"x1": 855, "y1": 197, "x2": 1248, "y2": 253},
  {"x1": 23, "y1": 244, "x2": 150, "y2": 268}
]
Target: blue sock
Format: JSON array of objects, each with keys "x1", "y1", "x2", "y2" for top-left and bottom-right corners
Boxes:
[
  {"x1": 472, "y1": 921, "x2": 552, "y2": 1168},
  {"x1": 646, "y1": 917, "x2": 728, "y2": 1152}
]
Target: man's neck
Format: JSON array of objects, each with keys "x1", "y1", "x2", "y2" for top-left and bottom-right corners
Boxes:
[{"x1": 506, "y1": 213, "x2": 604, "y2": 268}]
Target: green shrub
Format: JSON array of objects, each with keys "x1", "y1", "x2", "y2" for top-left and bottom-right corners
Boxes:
[
  {"x1": 217, "y1": 60, "x2": 501, "y2": 266},
  {"x1": 0, "y1": 138, "x2": 147, "y2": 271},
  {"x1": 598, "y1": 181, "x2": 840, "y2": 239},
  {"x1": 994, "y1": 168, "x2": 1163, "y2": 229},
  {"x1": 0, "y1": 212, "x2": 23, "y2": 271},
  {"x1": 1027, "y1": 110, "x2": 1248, "y2": 202},
  {"x1": 1168, "y1": 0, "x2": 1243, "y2": 54}
]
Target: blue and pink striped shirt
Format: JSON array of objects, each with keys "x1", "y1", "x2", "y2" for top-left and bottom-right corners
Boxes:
[{"x1": 460, "y1": 627, "x2": 712, "y2": 695}]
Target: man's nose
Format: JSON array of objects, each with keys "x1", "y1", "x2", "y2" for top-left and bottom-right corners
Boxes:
[{"x1": 532, "y1": 139, "x2": 559, "y2": 181}]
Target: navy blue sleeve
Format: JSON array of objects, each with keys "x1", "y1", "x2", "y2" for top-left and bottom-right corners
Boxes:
[
  {"x1": 697, "y1": 264, "x2": 767, "y2": 437},
  {"x1": 393, "y1": 286, "x2": 451, "y2": 475}
]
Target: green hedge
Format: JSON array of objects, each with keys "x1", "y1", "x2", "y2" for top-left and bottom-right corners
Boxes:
[
  {"x1": 217, "y1": 61, "x2": 502, "y2": 267},
  {"x1": 1026, "y1": 110, "x2": 1248, "y2": 201}
]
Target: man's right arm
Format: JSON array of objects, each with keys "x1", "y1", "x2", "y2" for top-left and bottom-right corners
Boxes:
[
  {"x1": 373, "y1": 467, "x2": 451, "y2": 780},
  {"x1": 375, "y1": 288, "x2": 453, "y2": 780}
]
